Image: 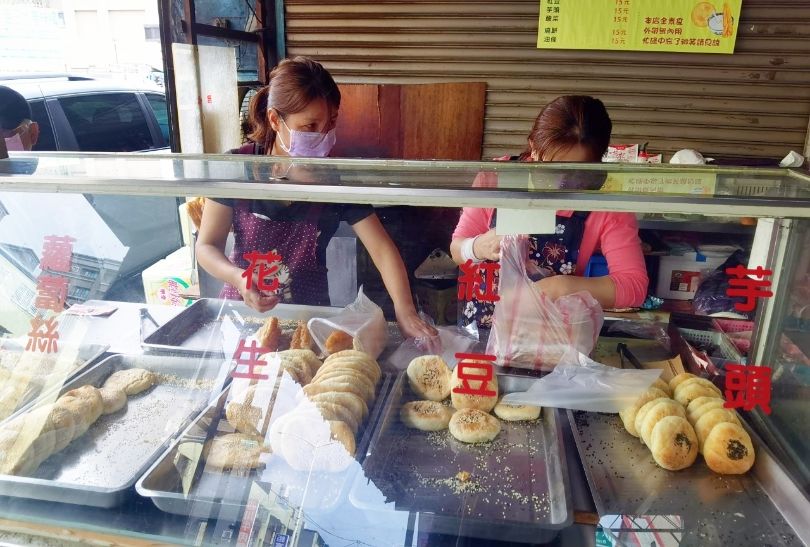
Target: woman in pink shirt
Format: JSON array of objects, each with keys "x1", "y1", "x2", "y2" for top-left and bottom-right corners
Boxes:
[{"x1": 450, "y1": 95, "x2": 648, "y2": 327}]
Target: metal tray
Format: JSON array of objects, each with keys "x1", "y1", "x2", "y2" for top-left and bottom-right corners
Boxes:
[
  {"x1": 0, "y1": 341, "x2": 108, "y2": 422},
  {"x1": 137, "y1": 372, "x2": 393, "y2": 519},
  {"x1": 568, "y1": 410, "x2": 805, "y2": 546},
  {"x1": 142, "y1": 298, "x2": 339, "y2": 356},
  {"x1": 0, "y1": 353, "x2": 226, "y2": 508},
  {"x1": 352, "y1": 373, "x2": 573, "y2": 544}
]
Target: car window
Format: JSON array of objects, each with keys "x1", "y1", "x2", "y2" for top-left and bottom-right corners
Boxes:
[
  {"x1": 28, "y1": 100, "x2": 56, "y2": 151},
  {"x1": 145, "y1": 93, "x2": 170, "y2": 145},
  {"x1": 59, "y1": 93, "x2": 154, "y2": 152}
]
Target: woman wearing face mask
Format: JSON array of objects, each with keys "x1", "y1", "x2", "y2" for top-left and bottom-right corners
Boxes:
[
  {"x1": 450, "y1": 95, "x2": 648, "y2": 328},
  {"x1": 196, "y1": 57, "x2": 436, "y2": 339}
]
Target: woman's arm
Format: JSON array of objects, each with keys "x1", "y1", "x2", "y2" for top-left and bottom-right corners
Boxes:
[
  {"x1": 534, "y1": 275, "x2": 617, "y2": 308},
  {"x1": 352, "y1": 213, "x2": 437, "y2": 338},
  {"x1": 196, "y1": 199, "x2": 278, "y2": 312}
]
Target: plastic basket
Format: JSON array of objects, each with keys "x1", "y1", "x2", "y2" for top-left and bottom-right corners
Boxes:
[
  {"x1": 678, "y1": 327, "x2": 745, "y2": 364},
  {"x1": 712, "y1": 318, "x2": 755, "y2": 334}
]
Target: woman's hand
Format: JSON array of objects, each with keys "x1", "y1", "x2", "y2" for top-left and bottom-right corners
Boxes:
[
  {"x1": 396, "y1": 308, "x2": 438, "y2": 339},
  {"x1": 233, "y1": 269, "x2": 279, "y2": 313},
  {"x1": 472, "y1": 229, "x2": 503, "y2": 261}
]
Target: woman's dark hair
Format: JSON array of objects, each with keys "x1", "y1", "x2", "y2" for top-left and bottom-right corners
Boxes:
[
  {"x1": 520, "y1": 95, "x2": 612, "y2": 162},
  {"x1": 246, "y1": 56, "x2": 341, "y2": 153},
  {"x1": 0, "y1": 86, "x2": 32, "y2": 131}
]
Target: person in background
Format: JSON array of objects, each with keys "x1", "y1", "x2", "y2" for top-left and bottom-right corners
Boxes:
[
  {"x1": 196, "y1": 56, "x2": 436, "y2": 339},
  {"x1": 450, "y1": 95, "x2": 648, "y2": 327},
  {"x1": 0, "y1": 86, "x2": 39, "y2": 153}
]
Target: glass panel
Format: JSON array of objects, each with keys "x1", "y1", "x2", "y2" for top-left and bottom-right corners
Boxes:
[
  {"x1": 1, "y1": 154, "x2": 809, "y2": 217},
  {"x1": 27, "y1": 101, "x2": 56, "y2": 152},
  {"x1": 58, "y1": 94, "x2": 154, "y2": 152},
  {"x1": 145, "y1": 93, "x2": 170, "y2": 145}
]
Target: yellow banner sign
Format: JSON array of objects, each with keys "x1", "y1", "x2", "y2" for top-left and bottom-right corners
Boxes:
[
  {"x1": 537, "y1": 0, "x2": 742, "y2": 54},
  {"x1": 602, "y1": 172, "x2": 717, "y2": 194}
]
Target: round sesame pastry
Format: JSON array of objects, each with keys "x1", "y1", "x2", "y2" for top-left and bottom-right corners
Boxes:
[
  {"x1": 406, "y1": 355, "x2": 452, "y2": 401},
  {"x1": 448, "y1": 409, "x2": 501, "y2": 443},
  {"x1": 400, "y1": 400, "x2": 454, "y2": 431}
]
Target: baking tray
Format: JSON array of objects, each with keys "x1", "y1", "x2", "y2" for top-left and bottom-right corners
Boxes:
[
  {"x1": 0, "y1": 341, "x2": 108, "y2": 422},
  {"x1": 136, "y1": 371, "x2": 393, "y2": 519},
  {"x1": 142, "y1": 298, "x2": 339, "y2": 356},
  {"x1": 352, "y1": 372, "x2": 572, "y2": 544},
  {"x1": 0, "y1": 353, "x2": 226, "y2": 508},
  {"x1": 568, "y1": 410, "x2": 805, "y2": 546}
]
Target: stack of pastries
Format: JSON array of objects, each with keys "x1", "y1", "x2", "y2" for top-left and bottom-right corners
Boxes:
[
  {"x1": 0, "y1": 368, "x2": 155, "y2": 476},
  {"x1": 222, "y1": 347, "x2": 380, "y2": 472},
  {"x1": 619, "y1": 371, "x2": 755, "y2": 474},
  {"x1": 399, "y1": 355, "x2": 541, "y2": 444}
]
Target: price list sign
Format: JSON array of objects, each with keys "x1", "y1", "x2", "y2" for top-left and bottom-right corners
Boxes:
[{"x1": 537, "y1": 0, "x2": 742, "y2": 54}]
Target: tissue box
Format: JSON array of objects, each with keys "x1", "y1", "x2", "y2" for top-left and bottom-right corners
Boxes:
[{"x1": 142, "y1": 247, "x2": 194, "y2": 307}]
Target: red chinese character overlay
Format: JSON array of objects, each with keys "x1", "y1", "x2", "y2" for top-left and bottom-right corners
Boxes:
[
  {"x1": 230, "y1": 338, "x2": 269, "y2": 380},
  {"x1": 452, "y1": 352, "x2": 497, "y2": 397},
  {"x1": 457, "y1": 260, "x2": 500, "y2": 303},
  {"x1": 35, "y1": 275, "x2": 69, "y2": 311},
  {"x1": 241, "y1": 250, "x2": 282, "y2": 293},
  {"x1": 725, "y1": 265, "x2": 773, "y2": 312},
  {"x1": 40, "y1": 235, "x2": 75, "y2": 272},
  {"x1": 26, "y1": 316, "x2": 60, "y2": 353},
  {"x1": 724, "y1": 364, "x2": 772, "y2": 414}
]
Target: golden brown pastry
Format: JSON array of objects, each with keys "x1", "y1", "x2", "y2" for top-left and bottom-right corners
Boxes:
[
  {"x1": 674, "y1": 377, "x2": 721, "y2": 399},
  {"x1": 652, "y1": 378, "x2": 673, "y2": 397},
  {"x1": 280, "y1": 349, "x2": 322, "y2": 379},
  {"x1": 290, "y1": 321, "x2": 314, "y2": 351},
  {"x1": 325, "y1": 330, "x2": 353, "y2": 354},
  {"x1": 103, "y1": 368, "x2": 155, "y2": 396},
  {"x1": 256, "y1": 316, "x2": 281, "y2": 351},
  {"x1": 309, "y1": 391, "x2": 368, "y2": 422},
  {"x1": 686, "y1": 395, "x2": 723, "y2": 416},
  {"x1": 638, "y1": 399, "x2": 686, "y2": 446},
  {"x1": 633, "y1": 397, "x2": 672, "y2": 438},
  {"x1": 674, "y1": 382, "x2": 721, "y2": 407},
  {"x1": 694, "y1": 408, "x2": 741, "y2": 452},
  {"x1": 205, "y1": 433, "x2": 269, "y2": 470},
  {"x1": 450, "y1": 361, "x2": 498, "y2": 412},
  {"x1": 703, "y1": 422, "x2": 755, "y2": 474},
  {"x1": 328, "y1": 420, "x2": 356, "y2": 457},
  {"x1": 303, "y1": 379, "x2": 373, "y2": 404},
  {"x1": 311, "y1": 401, "x2": 359, "y2": 434},
  {"x1": 619, "y1": 387, "x2": 669, "y2": 437},
  {"x1": 649, "y1": 416, "x2": 698, "y2": 471},
  {"x1": 317, "y1": 350, "x2": 381, "y2": 384},
  {"x1": 55, "y1": 385, "x2": 103, "y2": 439},
  {"x1": 448, "y1": 409, "x2": 501, "y2": 443},
  {"x1": 400, "y1": 400, "x2": 454, "y2": 431},
  {"x1": 407, "y1": 355, "x2": 452, "y2": 401},
  {"x1": 98, "y1": 387, "x2": 127, "y2": 415},
  {"x1": 668, "y1": 372, "x2": 696, "y2": 392},
  {"x1": 225, "y1": 385, "x2": 264, "y2": 436},
  {"x1": 687, "y1": 398, "x2": 725, "y2": 425},
  {"x1": 493, "y1": 398, "x2": 541, "y2": 421}
]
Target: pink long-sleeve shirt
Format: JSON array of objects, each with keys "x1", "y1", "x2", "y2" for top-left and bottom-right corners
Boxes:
[{"x1": 452, "y1": 168, "x2": 649, "y2": 308}]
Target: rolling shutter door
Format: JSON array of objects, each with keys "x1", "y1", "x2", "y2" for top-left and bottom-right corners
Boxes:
[{"x1": 285, "y1": 0, "x2": 810, "y2": 160}]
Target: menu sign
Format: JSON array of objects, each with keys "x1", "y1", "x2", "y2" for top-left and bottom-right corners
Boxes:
[{"x1": 537, "y1": 0, "x2": 742, "y2": 54}]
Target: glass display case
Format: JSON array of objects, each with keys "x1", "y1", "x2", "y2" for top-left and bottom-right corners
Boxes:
[{"x1": 0, "y1": 152, "x2": 808, "y2": 546}]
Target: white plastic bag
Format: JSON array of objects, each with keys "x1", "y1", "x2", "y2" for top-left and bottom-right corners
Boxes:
[
  {"x1": 307, "y1": 287, "x2": 388, "y2": 359},
  {"x1": 387, "y1": 312, "x2": 478, "y2": 371},
  {"x1": 486, "y1": 235, "x2": 604, "y2": 371},
  {"x1": 501, "y1": 350, "x2": 661, "y2": 412}
]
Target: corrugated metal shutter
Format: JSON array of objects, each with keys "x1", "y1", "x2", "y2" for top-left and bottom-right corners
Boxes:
[{"x1": 285, "y1": 1, "x2": 810, "y2": 160}]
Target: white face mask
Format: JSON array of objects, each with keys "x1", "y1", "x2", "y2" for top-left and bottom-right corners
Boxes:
[{"x1": 277, "y1": 116, "x2": 336, "y2": 157}]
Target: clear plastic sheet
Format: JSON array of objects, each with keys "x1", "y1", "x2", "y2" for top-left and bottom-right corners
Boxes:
[
  {"x1": 387, "y1": 312, "x2": 478, "y2": 371},
  {"x1": 501, "y1": 350, "x2": 661, "y2": 413}
]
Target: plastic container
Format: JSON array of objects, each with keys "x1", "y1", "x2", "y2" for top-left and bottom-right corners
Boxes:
[
  {"x1": 584, "y1": 254, "x2": 608, "y2": 277},
  {"x1": 141, "y1": 247, "x2": 195, "y2": 307},
  {"x1": 655, "y1": 252, "x2": 727, "y2": 300}
]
